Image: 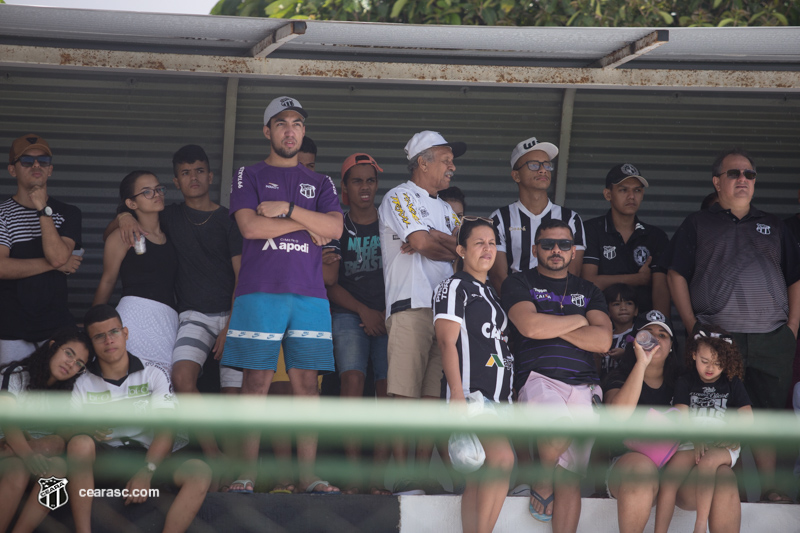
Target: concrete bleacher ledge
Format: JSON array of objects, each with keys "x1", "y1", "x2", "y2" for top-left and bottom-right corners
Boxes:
[{"x1": 39, "y1": 494, "x2": 800, "y2": 532}]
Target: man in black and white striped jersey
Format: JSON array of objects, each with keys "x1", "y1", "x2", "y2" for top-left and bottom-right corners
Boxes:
[
  {"x1": 488, "y1": 137, "x2": 585, "y2": 295},
  {"x1": 0, "y1": 134, "x2": 83, "y2": 366}
]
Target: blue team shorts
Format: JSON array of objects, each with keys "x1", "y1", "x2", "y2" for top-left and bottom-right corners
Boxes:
[
  {"x1": 221, "y1": 292, "x2": 334, "y2": 372},
  {"x1": 332, "y1": 311, "x2": 388, "y2": 380}
]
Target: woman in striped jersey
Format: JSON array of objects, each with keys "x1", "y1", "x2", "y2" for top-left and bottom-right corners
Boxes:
[{"x1": 433, "y1": 217, "x2": 514, "y2": 533}]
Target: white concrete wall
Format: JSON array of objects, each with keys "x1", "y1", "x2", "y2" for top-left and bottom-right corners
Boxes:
[{"x1": 399, "y1": 496, "x2": 800, "y2": 532}]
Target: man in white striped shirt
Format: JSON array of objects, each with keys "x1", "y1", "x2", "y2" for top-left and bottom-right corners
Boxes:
[
  {"x1": 488, "y1": 137, "x2": 585, "y2": 294},
  {"x1": 0, "y1": 134, "x2": 83, "y2": 365}
]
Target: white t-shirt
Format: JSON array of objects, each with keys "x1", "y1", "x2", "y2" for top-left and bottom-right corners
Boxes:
[
  {"x1": 71, "y1": 354, "x2": 186, "y2": 451},
  {"x1": 379, "y1": 180, "x2": 460, "y2": 319},
  {"x1": 0, "y1": 366, "x2": 55, "y2": 440}
]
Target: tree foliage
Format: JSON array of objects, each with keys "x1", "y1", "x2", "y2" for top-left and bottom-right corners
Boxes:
[{"x1": 211, "y1": 0, "x2": 799, "y2": 27}]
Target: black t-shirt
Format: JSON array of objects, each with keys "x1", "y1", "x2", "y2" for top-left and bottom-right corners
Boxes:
[
  {"x1": 603, "y1": 367, "x2": 674, "y2": 407},
  {"x1": 329, "y1": 213, "x2": 385, "y2": 313},
  {"x1": 160, "y1": 203, "x2": 243, "y2": 314},
  {"x1": 673, "y1": 371, "x2": 751, "y2": 422},
  {"x1": 583, "y1": 211, "x2": 669, "y2": 312},
  {"x1": 0, "y1": 197, "x2": 81, "y2": 341},
  {"x1": 433, "y1": 271, "x2": 513, "y2": 403},
  {"x1": 665, "y1": 204, "x2": 800, "y2": 333},
  {"x1": 501, "y1": 270, "x2": 608, "y2": 388},
  {"x1": 119, "y1": 240, "x2": 178, "y2": 309}
]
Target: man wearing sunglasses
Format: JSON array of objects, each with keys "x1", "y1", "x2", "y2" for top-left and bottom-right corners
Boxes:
[
  {"x1": 489, "y1": 137, "x2": 586, "y2": 295},
  {"x1": 666, "y1": 148, "x2": 800, "y2": 504},
  {"x1": 502, "y1": 218, "x2": 612, "y2": 529},
  {"x1": 581, "y1": 163, "x2": 671, "y2": 316},
  {"x1": 0, "y1": 134, "x2": 82, "y2": 366}
]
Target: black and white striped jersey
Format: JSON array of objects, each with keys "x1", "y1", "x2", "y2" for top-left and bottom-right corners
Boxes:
[
  {"x1": 433, "y1": 271, "x2": 513, "y2": 403},
  {"x1": 490, "y1": 199, "x2": 585, "y2": 274}
]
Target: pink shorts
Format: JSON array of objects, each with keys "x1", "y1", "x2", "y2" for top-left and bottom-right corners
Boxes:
[{"x1": 518, "y1": 371, "x2": 601, "y2": 475}]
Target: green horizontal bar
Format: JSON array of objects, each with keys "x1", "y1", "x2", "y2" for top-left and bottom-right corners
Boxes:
[{"x1": 2, "y1": 394, "x2": 799, "y2": 446}]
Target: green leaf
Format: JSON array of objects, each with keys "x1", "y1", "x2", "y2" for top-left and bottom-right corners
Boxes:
[
  {"x1": 712, "y1": 0, "x2": 723, "y2": 8},
  {"x1": 483, "y1": 8, "x2": 497, "y2": 25},
  {"x1": 718, "y1": 17, "x2": 734, "y2": 26},
  {"x1": 390, "y1": 0, "x2": 408, "y2": 18},
  {"x1": 773, "y1": 12, "x2": 788, "y2": 25},
  {"x1": 657, "y1": 10, "x2": 673, "y2": 24},
  {"x1": 500, "y1": 0, "x2": 514, "y2": 14},
  {"x1": 265, "y1": 0, "x2": 294, "y2": 16},
  {"x1": 449, "y1": 13, "x2": 462, "y2": 24}
]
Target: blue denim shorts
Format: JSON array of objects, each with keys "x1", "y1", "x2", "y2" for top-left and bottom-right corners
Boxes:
[{"x1": 332, "y1": 311, "x2": 388, "y2": 380}]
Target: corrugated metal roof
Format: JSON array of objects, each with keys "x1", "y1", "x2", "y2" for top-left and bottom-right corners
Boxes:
[{"x1": 1, "y1": 4, "x2": 799, "y2": 70}]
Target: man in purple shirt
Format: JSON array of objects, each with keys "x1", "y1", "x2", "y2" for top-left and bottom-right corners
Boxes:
[{"x1": 221, "y1": 96, "x2": 343, "y2": 494}]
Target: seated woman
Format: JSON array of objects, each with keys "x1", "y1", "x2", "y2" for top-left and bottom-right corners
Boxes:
[
  {"x1": 603, "y1": 310, "x2": 683, "y2": 533},
  {"x1": 93, "y1": 170, "x2": 178, "y2": 369},
  {"x1": 0, "y1": 328, "x2": 91, "y2": 533},
  {"x1": 433, "y1": 217, "x2": 515, "y2": 533},
  {"x1": 655, "y1": 328, "x2": 751, "y2": 533}
]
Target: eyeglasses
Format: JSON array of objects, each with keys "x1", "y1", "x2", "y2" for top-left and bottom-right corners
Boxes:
[
  {"x1": 63, "y1": 347, "x2": 87, "y2": 375},
  {"x1": 461, "y1": 216, "x2": 494, "y2": 225},
  {"x1": 130, "y1": 186, "x2": 167, "y2": 200},
  {"x1": 536, "y1": 238, "x2": 573, "y2": 251},
  {"x1": 717, "y1": 169, "x2": 756, "y2": 180},
  {"x1": 91, "y1": 328, "x2": 123, "y2": 344},
  {"x1": 14, "y1": 155, "x2": 52, "y2": 168},
  {"x1": 513, "y1": 160, "x2": 554, "y2": 172}
]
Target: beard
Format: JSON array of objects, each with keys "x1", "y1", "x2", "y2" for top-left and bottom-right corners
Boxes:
[
  {"x1": 538, "y1": 253, "x2": 571, "y2": 273},
  {"x1": 272, "y1": 142, "x2": 300, "y2": 160}
]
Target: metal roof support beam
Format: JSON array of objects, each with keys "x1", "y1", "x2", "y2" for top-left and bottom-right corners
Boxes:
[
  {"x1": 220, "y1": 77, "x2": 239, "y2": 208},
  {"x1": 554, "y1": 88, "x2": 576, "y2": 207},
  {"x1": 591, "y1": 30, "x2": 669, "y2": 70},
  {"x1": 249, "y1": 21, "x2": 306, "y2": 58},
  {"x1": 1, "y1": 44, "x2": 799, "y2": 91}
]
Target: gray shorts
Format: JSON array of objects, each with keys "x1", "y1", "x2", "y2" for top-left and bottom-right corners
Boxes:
[{"x1": 172, "y1": 310, "x2": 242, "y2": 388}]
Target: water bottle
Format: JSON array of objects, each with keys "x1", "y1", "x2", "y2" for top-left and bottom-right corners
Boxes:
[{"x1": 635, "y1": 330, "x2": 659, "y2": 351}]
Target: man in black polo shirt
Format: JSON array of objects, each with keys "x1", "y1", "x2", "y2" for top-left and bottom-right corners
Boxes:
[
  {"x1": 581, "y1": 163, "x2": 670, "y2": 315},
  {"x1": 502, "y1": 219, "x2": 612, "y2": 530},
  {"x1": 666, "y1": 148, "x2": 800, "y2": 503}
]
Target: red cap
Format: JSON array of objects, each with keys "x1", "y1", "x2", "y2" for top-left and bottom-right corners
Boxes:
[{"x1": 340, "y1": 153, "x2": 383, "y2": 206}]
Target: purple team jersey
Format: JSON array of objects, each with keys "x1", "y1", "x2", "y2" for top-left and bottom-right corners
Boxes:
[{"x1": 229, "y1": 161, "x2": 343, "y2": 300}]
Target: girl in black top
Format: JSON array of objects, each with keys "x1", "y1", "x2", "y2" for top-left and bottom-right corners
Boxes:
[
  {"x1": 94, "y1": 171, "x2": 178, "y2": 369},
  {"x1": 604, "y1": 310, "x2": 683, "y2": 533},
  {"x1": 0, "y1": 328, "x2": 91, "y2": 532},
  {"x1": 433, "y1": 217, "x2": 514, "y2": 533}
]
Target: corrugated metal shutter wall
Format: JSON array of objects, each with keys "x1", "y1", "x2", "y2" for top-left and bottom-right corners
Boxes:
[
  {"x1": 0, "y1": 69, "x2": 227, "y2": 318},
  {"x1": 1, "y1": 68, "x2": 798, "y2": 323}
]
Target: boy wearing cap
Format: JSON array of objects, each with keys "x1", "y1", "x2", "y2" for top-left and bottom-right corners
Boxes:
[
  {"x1": 488, "y1": 137, "x2": 585, "y2": 295},
  {"x1": 323, "y1": 153, "x2": 391, "y2": 494},
  {"x1": 581, "y1": 164, "x2": 671, "y2": 316},
  {"x1": 0, "y1": 134, "x2": 83, "y2": 366},
  {"x1": 221, "y1": 96, "x2": 343, "y2": 494}
]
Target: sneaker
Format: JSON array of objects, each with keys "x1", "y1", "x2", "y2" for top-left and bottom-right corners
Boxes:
[{"x1": 509, "y1": 483, "x2": 531, "y2": 497}]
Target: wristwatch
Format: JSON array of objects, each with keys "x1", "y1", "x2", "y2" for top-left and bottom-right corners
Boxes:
[
  {"x1": 144, "y1": 461, "x2": 157, "y2": 474},
  {"x1": 37, "y1": 206, "x2": 53, "y2": 218}
]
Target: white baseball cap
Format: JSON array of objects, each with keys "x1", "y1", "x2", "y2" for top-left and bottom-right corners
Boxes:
[
  {"x1": 263, "y1": 96, "x2": 308, "y2": 125},
  {"x1": 404, "y1": 130, "x2": 467, "y2": 161},
  {"x1": 510, "y1": 137, "x2": 559, "y2": 169}
]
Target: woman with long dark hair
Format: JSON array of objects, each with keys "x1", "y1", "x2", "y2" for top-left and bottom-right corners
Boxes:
[
  {"x1": 0, "y1": 328, "x2": 91, "y2": 533},
  {"x1": 603, "y1": 310, "x2": 683, "y2": 533},
  {"x1": 93, "y1": 170, "x2": 178, "y2": 369},
  {"x1": 433, "y1": 217, "x2": 515, "y2": 533}
]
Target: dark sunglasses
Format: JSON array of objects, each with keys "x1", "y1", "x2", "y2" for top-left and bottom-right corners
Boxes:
[
  {"x1": 536, "y1": 238, "x2": 573, "y2": 251},
  {"x1": 14, "y1": 155, "x2": 52, "y2": 168},
  {"x1": 461, "y1": 215, "x2": 494, "y2": 225},
  {"x1": 718, "y1": 169, "x2": 756, "y2": 180},
  {"x1": 513, "y1": 160, "x2": 554, "y2": 172},
  {"x1": 130, "y1": 186, "x2": 167, "y2": 200}
]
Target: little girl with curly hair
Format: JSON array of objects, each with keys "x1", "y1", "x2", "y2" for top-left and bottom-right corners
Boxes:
[{"x1": 654, "y1": 327, "x2": 753, "y2": 533}]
